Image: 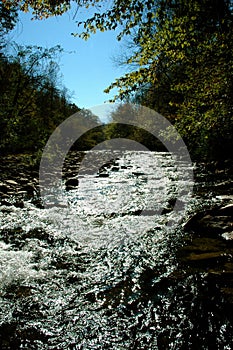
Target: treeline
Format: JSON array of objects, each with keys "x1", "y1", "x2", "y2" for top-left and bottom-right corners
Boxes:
[
  {"x1": 2, "y1": 1, "x2": 233, "y2": 161},
  {"x1": 105, "y1": 0, "x2": 233, "y2": 161},
  {"x1": 0, "y1": 4, "x2": 79, "y2": 155}
]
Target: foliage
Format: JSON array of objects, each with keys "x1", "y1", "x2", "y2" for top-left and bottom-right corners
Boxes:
[
  {"x1": 103, "y1": 103, "x2": 166, "y2": 151},
  {"x1": 0, "y1": 2, "x2": 18, "y2": 52},
  {"x1": 2, "y1": 0, "x2": 233, "y2": 160},
  {"x1": 2, "y1": 0, "x2": 72, "y2": 18},
  {"x1": 69, "y1": 109, "x2": 105, "y2": 150},
  {"x1": 0, "y1": 44, "x2": 80, "y2": 153},
  {"x1": 129, "y1": 0, "x2": 233, "y2": 160}
]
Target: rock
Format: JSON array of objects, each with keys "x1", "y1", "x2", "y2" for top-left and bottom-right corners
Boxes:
[
  {"x1": 111, "y1": 166, "x2": 120, "y2": 172},
  {"x1": 216, "y1": 195, "x2": 233, "y2": 201},
  {"x1": 215, "y1": 180, "x2": 233, "y2": 190},
  {"x1": 98, "y1": 173, "x2": 109, "y2": 178},
  {"x1": 22, "y1": 184, "x2": 36, "y2": 195},
  {"x1": 17, "y1": 191, "x2": 28, "y2": 196},
  {"x1": 31, "y1": 198, "x2": 44, "y2": 209},
  {"x1": 65, "y1": 185, "x2": 77, "y2": 191},
  {"x1": 65, "y1": 178, "x2": 79, "y2": 187},
  {"x1": 64, "y1": 171, "x2": 78, "y2": 178},
  {"x1": 14, "y1": 201, "x2": 24, "y2": 209},
  {"x1": 185, "y1": 251, "x2": 224, "y2": 262},
  {"x1": 198, "y1": 214, "x2": 231, "y2": 233},
  {"x1": 184, "y1": 202, "x2": 233, "y2": 235},
  {"x1": 0, "y1": 192, "x2": 9, "y2": 199},
  {"x1": 132, "y1": 171, "x2": 145, "y2": 176},
  {"x1": 5, "y1": 180, "x2": 18, "y2": 186},
  {"x1": 0, "y1": 183, "x2": 11, "y2": 194},
  {"x1": 222, "y1": 232, "x2": 233, "y2": 241},
  {"x1": 219, "y1": 203, "x2": 233, "y2": 216},
  {"x1": 18, "y1": 177, "x2": 30, "y2": 185},
  {"x1": 0, "y1": 200, "x2": 12, "y2": 207}
]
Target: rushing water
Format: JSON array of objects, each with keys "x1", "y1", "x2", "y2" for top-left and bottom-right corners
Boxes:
[{"x1": 0, "y1": 151, "x2": 231, "y2": 349}]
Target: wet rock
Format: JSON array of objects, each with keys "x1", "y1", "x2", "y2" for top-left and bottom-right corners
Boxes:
[
  {"x1": 31, "y1": 198, "x2": 44, "y2": 209},
  {"x1": 0, "y1": 200, "x2": 12, "y2": 207},
  {"x1": 219, "y1": 203, "x2": 233, "y2": 216},
  {"x1": 65, "y1": 185, "x2": 76, "y2": 191},
  {"x1": 0, "y1": 227, "x2": 54, "y2": 248},
  {"x1": 0, "y1": 227, "x2": 24, "y2": 246},
  {"x1": 22, "y1": 184, "x2": 36, "y2": 195},
  {"x1": 18, "y1": 177, "x2": 30, "y2": 185},
  {"x1": 16, "y1": 190, "x2": 28, "y2": 196},
  {"x1": 216, "y1": 195, "x2": 233, "y2": 201},
  {"x1": 111, "y1": 166, "x2": 120, "y2": 172},
  {"x1": 198, "y1": 214, "x2": 232, "y2": 234},
  {"x1": 184, "y1": 201, "x2": 233, "y2": 236},
  {"x1": 64, "y1": 171, "x2": 78, "y2": 179},
  {"x1": 0, "y1": 183, "x2": 11, "y2": 194},
  {"x1": 141, "y1": 209, "x2": 157, "y2": 216},
  {"x1": 0, "y1": 322, "x2": 21, "y2": 349},
  {"x1": 183, "y1": 251, "x2": 225, "y2": 262},
  {"x1": 5, "y1": 180, "x2": 18, "y2": 186},
  {"x1": 215, "y1": 180, "x2": 233, "y2": 190},
  {"x1": 220, "y1": 287, "x2": 233, "y2": 304},
  {"x1": 14, "y1": 201, "x2": 24, "y2": 209},
  {"x1": 222, "y1": 232, "x2": 233, "y2": 241},
  {"x1": 98, "y1": 173, "x2": 109, "y2": 178},
  {"x1": 178, "y1": 234, "x2": 229, "y2": 267},
  {"x1": 0, "y1": 191, "x2": 9, "y2": 199},
  {"x1": 65, "y1": 178, "x2": 79, "y2": 187},
  {"x1": 5, "y1": 284, "x2": 33, "y2": 299},
  {"x1": 132, "y1": 171, "x2": 145, "y2": 176}
]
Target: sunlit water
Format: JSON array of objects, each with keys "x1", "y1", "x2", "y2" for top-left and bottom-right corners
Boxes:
[{"x1": 0, "y1": 151, "x2": 230, "y2": 349}]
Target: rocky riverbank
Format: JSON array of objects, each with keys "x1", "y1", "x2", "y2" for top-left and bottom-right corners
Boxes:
[
  {"x1": 0, "y1": 154, "x2": 40, "y2": 207},
  {"x1": 0, "y1": 152, "x2": 85, "y2": 207},
  {"x1": 176, "y1": 197, "x2": 233, "y2": 325}
]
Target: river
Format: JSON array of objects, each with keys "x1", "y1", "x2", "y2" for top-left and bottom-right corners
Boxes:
[{"x1": 0, "y1": 150, "x2": 232, "y2": 349}]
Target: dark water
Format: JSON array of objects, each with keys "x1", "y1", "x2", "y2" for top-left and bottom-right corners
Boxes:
[{"x1": 0, "y1": 151, "x2": 232, "y2": 349}]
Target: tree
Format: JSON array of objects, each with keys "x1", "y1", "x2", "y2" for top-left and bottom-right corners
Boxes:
[
  {"x1": 0, "y1": 2, "x2": 18, "y2": 35},
  {"x1": 0, "y1": 44, "x2": 80, "y2": 153},
  {"x1": 103, "y1": 103, "x2": 167, "y2": 151},
  {"x1": 0, "y1": 3, "x2": 18, "y2": 53},
  {"x1": 129, "y1": 0, "x2": 233, "y2": 159},
  {"x1": 3, "y1": 0, "x2": 233, "y2": 159}
]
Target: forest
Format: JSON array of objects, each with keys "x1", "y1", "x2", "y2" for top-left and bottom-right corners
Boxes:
[{"x1": 1, "y1": 0, "x2": 232, "y2": 161}]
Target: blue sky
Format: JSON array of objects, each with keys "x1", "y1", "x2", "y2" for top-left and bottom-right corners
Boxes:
[{"x1": 11, "y1": 5, "x2": 127, "y2": 115}]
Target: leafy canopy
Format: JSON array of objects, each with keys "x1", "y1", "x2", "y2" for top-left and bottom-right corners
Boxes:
[{"x1": 3, "y1": 0, "x2": 233, "y2": 159}]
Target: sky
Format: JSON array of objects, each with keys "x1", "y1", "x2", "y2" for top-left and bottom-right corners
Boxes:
[{"x1": 10, "y1": 5, "x2": 128, "y2": 120}]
